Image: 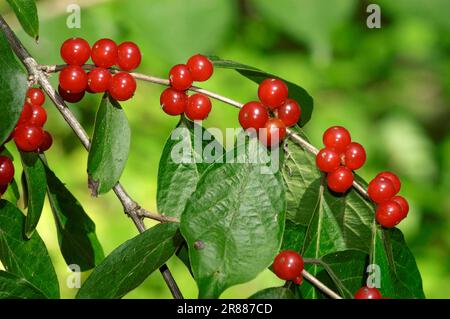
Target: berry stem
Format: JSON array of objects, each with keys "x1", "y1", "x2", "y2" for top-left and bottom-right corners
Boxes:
[
  {"x1": 302, "y1": 269, "x2": 342, "y2": 299},
  {"x1": 0, "y1": 15, "x2": 183, "y2": 300}
]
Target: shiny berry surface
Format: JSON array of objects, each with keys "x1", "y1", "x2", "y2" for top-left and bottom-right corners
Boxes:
[
  {"x1": 59, "y1": 65, "x2": 88, "y2": 94},
  {"x1": 344, "y1": 142, "x2": 366, "y2": 170},
  {"x1": 368, "y1": 176, "x2": 397, "y2": 204},
  {"x1": 26, "y1": 88, "x2": 45, "y2": 106},
  {"x1": 391, "y1": 195, "x2": 409, "y2": 219},
  {"x1": 376, "y1": 200, "x2": 403, "y2": 228},
  {"x1": 18, "y1": 103, "x2": 33, "y2": 125},
  {"x1": 272, "y1": 250, "x2": 304, "y2": 281},
  {"x1": 323, "y1": 126, "x2": 351, "y2": 153},
  {"x1": 258, "y1": 78, "x2": 288, "y2": 109},
  {"x1": 38, "y1": 131, "x2": 53, "y2": 152},
  {"x1": 327, "y1": 166, "x2": 354, "y2": 193},
  {"x1": 60, "y1": 37, "x2": 91, "y2": 66},
  {"x1": 186, "y1": 54, "x2": 213, "y2": 82},
  {"x1": 276, "y1": 99, "x2": 301, "y2": 127},
  {"x1": 185, "y1": 94, "x2": 212, "y2": 120},
  {"x1": 58, "y1": 85, "x2": 85, "y2": 103},
  {"x1": 354, "y1": 286, "x2": 382, "y2": 299},
  {"x1": 238, "y1": 101, "x2": 269, "y2": 131},
  {"x1": 28, "y1": 105, "x2": 47, "y2": 127},
  {"x1": 259, "y1": 118, "x2": 286, "y2": 147},
  {"x1": 0, "y1": 156, "x2": 14, "y2": 186},
  {"x1": 87, "y1": 68, "x2": 112, "y2": 93},
  {"x1": 91, "y1": 38, "x2": 117, "y2": 68},
  {"x1": 117, "y1": 41, "x2": 141, "y2": 71},
  {"x1": 169, "y1": 64, "x2": 193, "y2": 91},
  {"x1": 13, "y1": 125, "x2": 44, "y2": 152},
  {"x1": 376, "y1": 171, "x2": 401, "y2": 193},
  {"x1": 160, "y1": 88, "x2": 187, "y2": 116},
  {"x1": 108, "y1": 72, "x2": 137, "y2": 101},
  {"x1": 316, "y1": 148, "x2": 341, "y2": 173}
]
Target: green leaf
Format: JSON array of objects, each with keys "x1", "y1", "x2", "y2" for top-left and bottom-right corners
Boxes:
[
  {"x1": 0, "y1": 270, "x2": 47, "y2": 299},
  {"x1": 6, "y1": 0, "x2": 39, "y2": 39},
  {"x1": 157, "y1": 118, "x2": 224, "y2": 218},
  {"x1": 180, "y1": 136, "x2": 286, "y2": 298},
  {"x1": 0, "y1": 200, "x2": 59, "y2": 298},
  {"x1": 0, "y1": 30, "x2": 27, "y2": 145},
  {"x1": 209, "y1": 56, "x2": 314, "y2": 126},
  {"x1": 77, "y1": 222, "x2": 183, "y2": 299},
  {"x1": 249, "y1": 287, "x2": 296, "y2": 299},
  {"x1": 372, "y1": 226, "x2": 425, "y2": 299},
  {"x1": 44, "y1": 161, "x2": 104, "y2": 271},
  {"x1": 87, "y1": 94, "x2": 131, "y2": 196},
  {"x1": 20, "y1": 152, "x2": 46, "y2": 238}
]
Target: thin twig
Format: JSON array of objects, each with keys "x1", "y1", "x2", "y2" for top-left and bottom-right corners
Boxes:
[
  {"x1": 302, "y1": 269, "x2": 342, "y2": 300},
  {"x1": 44, "y1": 63, "x2": 370, "y2": 200},
  {"x1": 0, "y1": 15, "x2": 183, "y2": 300}
]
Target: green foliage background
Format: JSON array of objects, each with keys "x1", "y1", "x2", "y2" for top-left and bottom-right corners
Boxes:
[{"x1": 1, "y1": 0, "x2": 449, "y2": 298}]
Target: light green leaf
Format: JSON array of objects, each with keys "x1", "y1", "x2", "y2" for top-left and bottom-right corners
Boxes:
[{"x1": 6, "y1": 0, "x2": 39, "y2": 39}]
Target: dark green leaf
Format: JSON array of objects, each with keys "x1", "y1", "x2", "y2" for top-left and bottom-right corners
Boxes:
[
  {"x1": 0, "y1": 30, "x2": 27, "y2": 145},
  {"x1": 209, "y1": 56, "x2": 314, "y2": 126},
  {"x1": 176, "y1": 243, "x2": 193, "y2": 276},
  {"x1": 87, "y1": 95, "x2": 130, "y2": 196},
  {"x1": 249, "y1": 287, "x2": 296, "y2": 299},
  {"x1": 0, "y1": 270, "x2": 46, "y2": 299},
  {"x1": 372, "y1": 227, "x2": 425, "y2": 299},
  {"x1": 20, "y1": 151, "x2": 46, "y2": 238},
  {"x1": 44, "y1": 161, "x2": 104, "y2": 271},
  {"x1": 157, "y1": 118, "x2": 223, "y2": 218},
  {"x1": 6, "y1": 0, "x2": 39, "y2": 39},
  {"x1": 0, "y1": 200, "x2": 59, "y2": 298},
  {"x1": 180, "y1": 136, "x2": 286, "y2": 298},
  {"x1": 77, "y1": 222, "x2": 183, "y2": 299}
]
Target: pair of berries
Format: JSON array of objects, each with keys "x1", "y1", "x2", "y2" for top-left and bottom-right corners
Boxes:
[
  {"x1": 239, "y1": 78, "x2": 302, "y2": 147},
  {"x1": 368, "y1": 172, "x2": 409, "y2": 228},
  {"x1": 161, "y1": 54, "x2": 214, "y2": 120},
  {"x1": 12, "y1": 88, "x2": 53, "y2": 153},
  {"x1": 316, "y1": 126, "x2": 366, "y2": 193},
  {"x1": 272, "y1": 250, "x2": 304, "y2": 285},
  {"x1": 354, "y1": 286, "x2": 382, "y2": 299},
  {"x1": 59, "y1": 38, "x2": 140, "y2": 102}
]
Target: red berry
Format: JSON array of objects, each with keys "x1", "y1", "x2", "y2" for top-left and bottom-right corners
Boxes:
[
  {"x1": 0, "y1": 156, "x2": 14, "y2": 186},
  {"x1": 259, "y1": 118, "x2": 286, "y2": 147},
  {"x1": 87, "y1": 68, "x2": 112, "y2": 93},
  {"x1": 272, "y1": 250, "x2": 304, "y2": 281},
  {"x1": 368, "y1": 176, "x2": 397, "y2": 204},
  {"x1": 38, "y1": 131, "x2": 53, "y2": 153},
  {"x1": 160, "y1": 88, "x2": 187, "y2": 116},
  {"x1": 59, "y1": 65, "x2": 88, "y2": 94},
  {"x1": 323, "y1": 126, "x2": 351, "y2": 153},
  {"x1": 327, "y1": 166, "x2": 354, "y2": 193},
  {"x1": 28, "y1": 105, "x2": 47, "y2": 127},
  {"x1": 60, "y1": 37, "x2": 91, "y2": 66},
  {"x1": 185, "y1": 94, "x2": 212, "y2": 120},
  {"x1": 0, "y1": 184, "x2": 7, "y2": 197},
  {"x1": 293, "y1": 275, "x2": 303, "y2": 285},
  {"x1": 258, "y1": 78, "x2": 288, "y2": 109},
  {"x1": 17, "y1": 102, "x2": 33, "y2": 125},
  {"x1": 376, "y1": 200, "x2": 403, "y2": 228},
  {"x1": 26, "y1": 88, "x2": 45, "y2": 106},
  {"x1": 354, "y1": 286, "x2": 382, "y2": 299},
  {"x1": 391, "y1": 195, "x2": 409, "y2": 219},
  {"x1": 169, "y1": 64, "x2": 193, "y2": 91},
  {"x1": 238, "y1": 101, "x2": 269, "y2": 131},
  {"x1": 58, "y1": 85, "x2": 85, "y2": 103},
  {"x1": 186, "y1": 54, "x2": 213, "y2": 82},
  {"x1": 117, "y1": 41, "x2": 141, "y2": 71},
  {"x1": 276, "y1": 99, "x2": 301, "y2": 127},
  {"x1": 344, "y1": 142, "x2": 366, "y2": 170},
  {"x1": 316, "y1": 148, "x2": 341, "y2": 173},
  {"x1": 91, "y1": 38, "x2": 118, "y2": 68},
  {"x1": 13, "y1": 125, "x2": 44, "y2": 152},
  {"x1": 376, "y1": 171, "x2": 401, "y2": 193},
  {"x1": 108, "y1": 72, "x2": 137, "y2": 101}
]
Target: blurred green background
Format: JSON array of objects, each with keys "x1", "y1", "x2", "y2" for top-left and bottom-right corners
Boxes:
[{"x1": 1, "y1": 0, "x2": 449, "y2": 298}]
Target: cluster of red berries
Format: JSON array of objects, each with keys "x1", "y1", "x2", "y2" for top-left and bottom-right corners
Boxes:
[
  {"x1": 368, "y1": 172, "x2": 409, "y2": 228},
  {"x1": 239, "y1": 78, "x2": 301, "y2": 147},
  {"x1": 160, "y1": 54, "x2": 214, "y2": 120},
  {"x1": 58, "y1": 37, "x2": 141, "y2": 102},
  {"x1": 316, "y1": 126, "x2": 366, "y2": 193},
  {"x1": 1, "y1": 88, "x2": 53, "y2": 199},
  {"x1": 271, "y1": 250, "x2": 304, "y2": 285}
]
